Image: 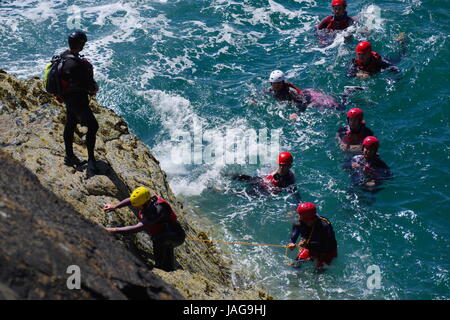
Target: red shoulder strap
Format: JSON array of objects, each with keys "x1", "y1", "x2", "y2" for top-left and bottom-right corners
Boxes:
[{"x1": 285, "y1": 82, "x2": 303, "y2": 95}]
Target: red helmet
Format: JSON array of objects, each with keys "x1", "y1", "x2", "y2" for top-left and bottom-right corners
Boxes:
[
  {"x1": 356, "y1": 41, "x2": 372, "y2": 54},
  {"x1": 347, "y1": 108, "x2": 364, "y2": 120},
  {"x1": 332, "y1": 0, "x2": 346, "y2": 6},
  {"x1": 296, "y1": 202, "x2": 317, "y2": 222},
  {"x1": 278, "y1": 152, "x2": 293, "y2": 165},
  {"x1": 362, "y1": 136, "x2": 379, "y2": 151}
]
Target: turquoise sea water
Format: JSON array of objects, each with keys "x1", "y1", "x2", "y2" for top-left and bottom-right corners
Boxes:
[{"x1": 1, "y1": 0, "x2": 449, "y2": 299}]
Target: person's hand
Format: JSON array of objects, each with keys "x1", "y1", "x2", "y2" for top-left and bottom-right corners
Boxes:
[
  {"x1": 55, "y1": 95, "x2": 64, "y2": 104},
  {"x1": 105, "y1": 227, "x2": 117, "y2": 233},
  {"x1": 103, "y1": 203, "x2": 116, "y2": 212},
  {"x1": 366, "y1": 181, "x2": 376, "y2": 187},
  {"x1": 352, "y1": 162, "x2": 361, "y2": 168},
  {"x1": 356, "y1": 72, "x2": 370, "y2": 78},
  {"x1": 289, "y1": 113, "x2": 298, "y2": 121},
  {"x1": 287, "y1": 243, "x2": 297, "y2": 251}
]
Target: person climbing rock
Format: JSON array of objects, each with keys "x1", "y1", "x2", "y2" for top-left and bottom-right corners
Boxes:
[
  {"x1": 287, "y1": 202, "x2": 337, "y2": 269},
  {"x1": 58, "y1": 30, "x2": 100, "y2": 174},
  {"x1": 103, "y1": 187, "x2": 186, "y2": 272}
]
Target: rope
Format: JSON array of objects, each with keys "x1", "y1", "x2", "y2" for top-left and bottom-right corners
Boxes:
[{"x1": 186, "y1": 238, "x2": 288, "y2": 248}]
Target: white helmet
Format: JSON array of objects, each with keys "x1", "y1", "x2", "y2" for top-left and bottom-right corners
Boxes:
[{"x1": 269, "y1": 70, "x2": 285, "y2": 83}]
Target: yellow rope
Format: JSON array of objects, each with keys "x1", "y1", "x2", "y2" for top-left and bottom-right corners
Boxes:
[
  {"x1": 186, "y1": 238, "x2": 288, "y2": 248},
  {"x1": 187, "y1": 238, "x2": 300, "y2": 266}
]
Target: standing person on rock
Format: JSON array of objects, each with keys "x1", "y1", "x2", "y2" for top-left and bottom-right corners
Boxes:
[
  {"x1": 59, "y1": 30, "x2": 100, "y2": 174},
  {"x1": 103, "y1": 187, "x2": 186, "y2": 272}
]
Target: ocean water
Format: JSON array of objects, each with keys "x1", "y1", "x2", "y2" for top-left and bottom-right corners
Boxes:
[{"x1": 1, "y1": 0, "x2": 449, "y2": 300}]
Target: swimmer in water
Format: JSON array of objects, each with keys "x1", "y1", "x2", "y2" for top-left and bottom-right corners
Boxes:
[
  {"x1": 347, "y1": 41, "x2": 400, "y2": 78},
  {"x1": 266, "y1": 70, "x2": 364, "y2": 120},
  {"x1": 316, "y1": 0, "x2": 356, "y2": 45},
  {"x1": 350, "y1": 136, "x2": 392, "y2": 188},
  {"x1": 228, "y1": 152, "x2": 301, "y2": 201},
  {"x1": 337, "y1": 107, "x2": 374, "y2": 153},
  {"x1": 317, "y1": 0, "x2": 355, "y2": 31}
]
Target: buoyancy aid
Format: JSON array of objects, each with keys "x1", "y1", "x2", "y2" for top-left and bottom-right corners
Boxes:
[
  {"x1": 138, "y1": 196, "x2": 178, "y2": 236},
  {"x1": 356, "y1": 51, "x2": 383, "y2": 73}
]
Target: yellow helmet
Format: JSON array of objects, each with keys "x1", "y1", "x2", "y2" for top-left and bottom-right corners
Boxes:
[{"x1": 130, "y1": 187, "x2": 151, "y2": 207}]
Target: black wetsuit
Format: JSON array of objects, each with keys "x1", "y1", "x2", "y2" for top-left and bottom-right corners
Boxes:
[
  {"x1": 337, "y1": 124, "x2": 374, "y2": 146},
  {"x1": 350, "y1": 154, "x2": 392, "y2": 186},
  {"x1": 141, "y1": 200, "x2": 186, "y2": 272},
  {"x1": 290, "y1": 216, "x2": 337, "y2": 254},
  {"x1": 317, "y1": 14, "x2": 354, "y2": 31},
  {"x1": 347, "y1": 53, "x2": 400, "y2": 77},
  {"x1": 266, "y1": 83, "x2": 309, "y2": 111},
  {"x1": 59, "y1": 50, "x2": 99, "y2": 161},
  {"x1": 266, "y1": 83, "x2": 344, "y2": 111}
]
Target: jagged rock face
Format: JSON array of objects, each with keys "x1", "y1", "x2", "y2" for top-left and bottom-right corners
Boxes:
[
  {"x1": 0, "y1": 150, "x2": 184, "y2": 300},
  {"x1": 0, "y1": 70, "x2": 270, "y2": 300}
]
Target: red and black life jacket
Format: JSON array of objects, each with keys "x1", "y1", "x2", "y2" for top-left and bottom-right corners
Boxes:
[
  {"x1": 342, "y1": 122, "x2": 368, "y2": 145},
  {"x1": 265, "y1": 172, "x2": 280, "y2": 187},
  {"x1": 285, "y1": 82, "x2": 303, "y2": 95},
  {"x1": 138, "y1": 196, "x2": 177, "y2": 236},
  {"x1": 324, "y1": 15, "x2": 352, "y2": 30},
  {"x1": 356, "y1": 51, "x2": 383, "y2": 73}
]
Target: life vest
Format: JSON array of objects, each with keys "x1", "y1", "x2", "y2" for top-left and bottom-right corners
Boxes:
[
  {"x1": 326, "y1": 15, "x2": 352, "y2": 30},
  {"x1": 138, "y1": 196, "x2": 178, "y2": 236},
  {"x1": 342, "y1": 122, "x2": 368, "y2": 145},
  {"x1": 265, "y1": 171, "x2": 295, "y2": 189},
  {"x1": 265, "y1": 172, "x2": 280, "y2": 187},
  {"x1": 285, "y1": 82, "x2": 303, "y2": 96},
  {"x1": 356, "y1": 51, "x2": 383, "y2": 73}
]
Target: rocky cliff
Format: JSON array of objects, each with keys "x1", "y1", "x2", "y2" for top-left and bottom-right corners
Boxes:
[{"x1": 0, "y1": 70, "x2": 271, "y2": 300}]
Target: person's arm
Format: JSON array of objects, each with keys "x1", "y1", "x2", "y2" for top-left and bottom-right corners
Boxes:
[
  {"x1": 378, "y1": 58, "x2": 400, "y2": 74},
  {"x1": 317, "y1": 16, "x2": 331, "y2": 30},
  {"x1": 289, "y1": 223, "x2": 301, "y2": 247},
  {"x1": 106, "y1": 222, "x2": 145, "y2": 235},
  {"x1": 103, "y1": 198, "x2": 131, "y2": 212}
]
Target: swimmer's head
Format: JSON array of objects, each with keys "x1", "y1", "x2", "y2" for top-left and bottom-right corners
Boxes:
[
  {"x1": 347, "y1": 108, "x2": 365, "y2": 131},
  {"x1": 356, "y1": 41, "x2": 372, "y2": 64},
  {"x1": 269, "y1": 70, "x2": 286, "y2": 92},
  {"x1": 297, "y1": 202, "x2": 318, "y2": 225},
  {"x1": 332, "y1": 0, "x2": 347, "y2": 17},
  {"x1": 362, "y1": 136, "x2": 379, "y2": 160},
  {"x1": 277, "y1": 152, "x2": 293, "y2": 175}
]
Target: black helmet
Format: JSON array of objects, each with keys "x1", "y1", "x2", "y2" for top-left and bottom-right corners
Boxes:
[{"x1": 68, "y1": 30, "x2": 87, "y2": 48}]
